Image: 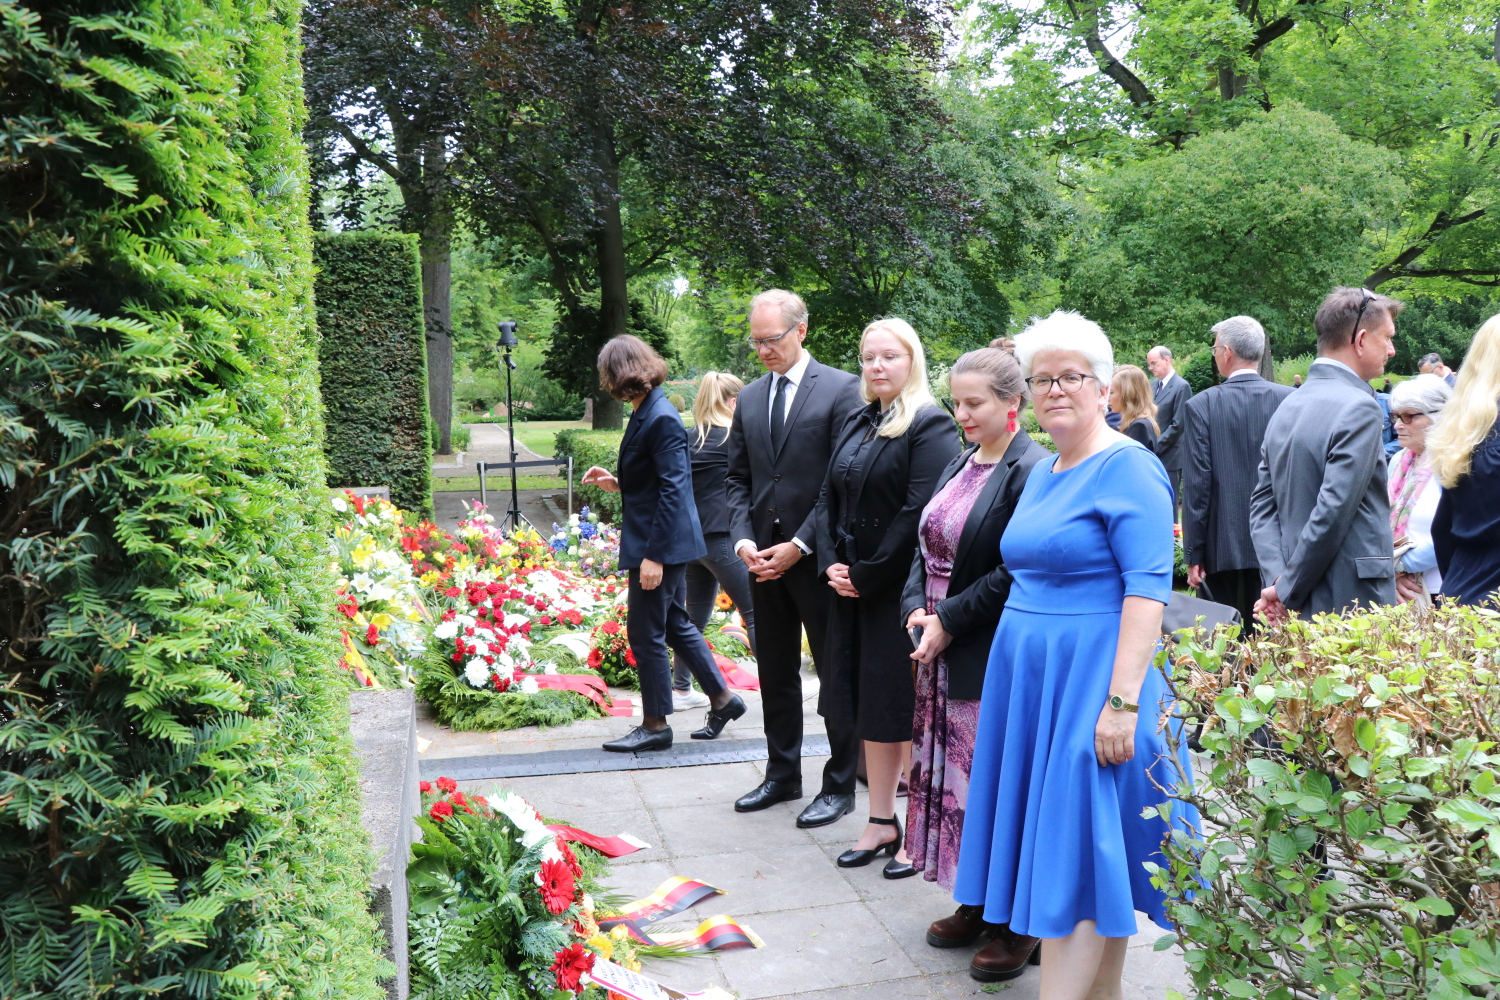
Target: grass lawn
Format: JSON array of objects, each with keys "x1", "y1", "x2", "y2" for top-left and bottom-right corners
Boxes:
[
  {"x1": 433, "y1": 475, "x2": 566, "y2": 493},
  {"x1": 458, "y1": 418, "x2": 589, "y2": 457}
]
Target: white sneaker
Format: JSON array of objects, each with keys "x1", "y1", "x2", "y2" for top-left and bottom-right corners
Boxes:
[{"x1": 672, "y1": 688, "x2": 710, "y2": 711}]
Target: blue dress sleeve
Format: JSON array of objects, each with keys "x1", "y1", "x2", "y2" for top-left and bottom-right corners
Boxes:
[{"x1": 1095, "y1": 443, "x2": 1175, "y2": 603}]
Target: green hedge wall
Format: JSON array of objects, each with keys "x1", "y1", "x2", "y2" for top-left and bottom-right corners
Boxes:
[
  {"x1": 315, "y1": 233, "x2": 433, "y2": 516},
  {"x1": 554, "y1": 429, "x2": 625, "y2": 522},
  {"x1": 1, "y1": 2, "x2": 385, "y2": 997}
]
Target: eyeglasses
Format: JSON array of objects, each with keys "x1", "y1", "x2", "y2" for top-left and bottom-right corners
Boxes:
[
  {"x1": 1392, "y1": 412, "x2": 1428, "y2": 424},
  {"x1": 1025, "y1": 373, "x2": 1098, "y2": 395},
  {"x1": 745, "y1": 323, "x2": 797, "y2": 350},
  {"x1": 1349, "y1": 288, "x2": 1375, "y2": 344},
  {"x1": 859, "y1": 351, "x2": 910, "y2": 368}
]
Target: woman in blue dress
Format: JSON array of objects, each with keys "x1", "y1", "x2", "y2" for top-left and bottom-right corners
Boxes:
[{"x1": 952, "y1": 311, "x2": 1198, "y2": 996}]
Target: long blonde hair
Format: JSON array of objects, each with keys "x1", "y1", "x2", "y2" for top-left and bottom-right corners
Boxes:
[
  {"x1": 692, "y1": 371, "x2": 744, "y2": 446},
  {"x1": 1429, "y1": 313, "x2": 1500, "y2": 487},
  {"x1": 859, "y1": 317, "x2": 937, "y2": 438},
  {"x1": 1112, "y1": 364, "x2": 1159, "y2": 434}
]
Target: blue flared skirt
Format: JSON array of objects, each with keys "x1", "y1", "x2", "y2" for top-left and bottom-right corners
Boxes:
[{"x1": 952, "y1": 607, "x2": 1197, "y2": 939}]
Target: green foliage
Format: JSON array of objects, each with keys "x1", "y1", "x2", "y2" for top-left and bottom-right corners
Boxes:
[
  {"x1": 1, "y1": 0, "x2": 384, "y2": 995},
  {"x1": 315, "y1": 232, "x2": 434, "y2": 515},
  {"x1": 544, "y1": 299, "x2": 675, "y2": 403},
  {"x1": 1154, "y1": 603, "x2": 1500, "y2": 999},
  {"x1": 1391, "y1": 294, "x2": 1492, "y2": 374},
  {"x1": 553, "y1": 430, "x2": 626, "y2": 523},
  {"x1": 1180, "y1": 351, "x2": 1222, "y2": 394},
  {"x1": 1066, "y1": 106, "x2": 1405, "y2": 360}
]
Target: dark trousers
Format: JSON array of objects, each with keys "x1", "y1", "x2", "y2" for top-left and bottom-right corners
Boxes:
[
  {"x1": 1166, "y1": 466, "x2": 1183, "y2": 512},
  {"x1": 1200, "y1": 568, "x2": 1261, "y2": 634},
  {"x1": 628, "y1": 564, "x2": 726, "y2": 718},
  {"x1": 754, "y1": 553, "x2": 859, "y2": 795},
  {"x1": 674, "y1": 533, "x2": 757, "y2": 688}
]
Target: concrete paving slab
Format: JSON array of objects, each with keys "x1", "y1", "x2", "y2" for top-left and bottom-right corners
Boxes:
[
  {"x1": 464, "y1": 771, "x2": 647, "y2": 817},
  {"x1": 865, "y1": 890, "x2": 977, "y2": 976},
  {"x1": 654, "y1": 800, "x2": 815, "y2": 859},
  {"x1": 662, "y1": 843, "x2": 862, "y2": 916},
  {"x1": 714, "y1": 901, "x2": 922, "y2": 999},
  {"x1": 632, "y1": 761, "x2": 769, "y2": 810}
]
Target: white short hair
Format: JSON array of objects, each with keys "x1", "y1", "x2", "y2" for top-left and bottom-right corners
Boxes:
[
  {"x1": 1390, "y1": 372, "x2": 1452, "y2": 415},
  {"x1": 1211, "y1": 316, "x2": 1266, "y2": 363},
  {"x1": 1014, "y1": 310, "x2": 1115, "y2": 387}
]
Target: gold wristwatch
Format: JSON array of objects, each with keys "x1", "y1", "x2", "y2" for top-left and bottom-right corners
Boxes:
[{"x1": 1107, "y1": 694, "x2": 1139, "y2": 713}]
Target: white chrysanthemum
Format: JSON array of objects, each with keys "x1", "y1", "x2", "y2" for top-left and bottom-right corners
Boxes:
[
  {"x1": 503, "y1": 613, "x2": 530, "y2": 629},
  {"x1": 463, "y1": 659, "x2": 490, "y2": 688},
  {"x1": 332, "y1": 497, "x2": 349, "y2": 512},
  {"x1": 469, "y1": 639, "x2": 489, "y2": 656},
  {"x1": 568, "y1": 514, "x2": 580, "y2": 526},
  {"x1": 432, "y1": 619, "x2": 459, "y2": 640},
  {"x1": 519, "y1": 676, "x2": 539, "y2": 694}
]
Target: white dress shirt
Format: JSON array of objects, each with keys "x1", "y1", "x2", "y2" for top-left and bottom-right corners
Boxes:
[
  {"x1": 1228, "y1": 368, "x2": 1259, "y2": 379},
  {"x1": 735, "y1": 350, "x2": 815, "y2": 558}
]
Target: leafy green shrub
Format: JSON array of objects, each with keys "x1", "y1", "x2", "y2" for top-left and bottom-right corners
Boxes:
[
  {"x1": 1181, "y1": 350, "x2": 1222, "y2": 394},
  {"x1": 554, "y1": 429, "x2": 625, "y2": 522},
  {"x1": 1, "y1": 0, "x2": 385, "y2": 995},
  {"x1": 1154, "y1": 603, "x2": 1500, "y2": 1000},
  {"x1": 315, "y1": 232, "x2": 433, "y2": 515},
  {"x1": 415, "y1": 648, "x2": 602, "y2": 731},
  {"x1": 1275, "y1": 353, "x2": 1316, "y2": 387}
]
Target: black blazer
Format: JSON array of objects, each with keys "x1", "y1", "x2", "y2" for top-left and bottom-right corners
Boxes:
[
  {"x1": 615, "y1": 388, "x2": 707, "y2": 569},
  {"x1": 690, "y1": 424, "x2": 732, "y2": 536},
  {"x1": 1152, "y1": 374, "x2": 1194, "y2": 472},
  {"x1": 726, "y1": 357, "x2": 864, "y2": 553},
  {"x1": 1121, "y1": 417, "x2": 1159, "y2": 452},
  {"x1": 1180, "y1": 372, "x2": 1294, "y2": 574},
  {"x1": 815, "y1": 402, "x2": 961, "y2": 597},
  {"x1": 900, "y1": 432, "x2": 1051, "y2": 700}
]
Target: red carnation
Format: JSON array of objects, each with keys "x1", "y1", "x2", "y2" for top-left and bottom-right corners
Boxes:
[
  {"x1": 550, "y1": 943, "x2": 594, "y2": 993},
  {"x1": 444, "y1": 587, "x2": 460, "y2": 597},
  {"x1": 538, "y1": 858, "x2": 577, "y2": 914},
  {"x1": 419, "y1": 780, "x2": 433, "y2": 793},
  {"x1": 336, "y1": 595, "x2": 358, "y2": 619},
  {"x1": 450, "y1": 791, "x2": 474, "y2": 814},
  {"x1": 540, "y1": 615, "x2": 553, "y2": 626},
  {"x1": 558, "y1": 837, "x2": 583, "y2": 879},
  {"x1": 365, "y1": 623, "x2": 380, "y2": 645},
  {"x1": 429, "y1": 800, "x2": 453, "y2": 822},
  {"x1": 493, "y1": 674, "x2": 511, "y2": 692},
  {"x1": 624, "y1": 650, "x2": 636, "y2": 667},
  {"x1": 436, "y1": 776, "x2": 458, "y2": 794}
]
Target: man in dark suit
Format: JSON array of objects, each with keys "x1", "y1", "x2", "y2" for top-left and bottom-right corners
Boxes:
[
  {"x1": 1181, "y1": 316, "x2": 1293, "y2": 627},
  {"x1": 1147, "y1": 346, "x2": 1193, "y2": 506},
  {"x1": 726, "y1": 289, "x2": 864, "y2": 827},
  {"x1": 1251, "y1": 287, "x2": 1400, "y2": 620}
]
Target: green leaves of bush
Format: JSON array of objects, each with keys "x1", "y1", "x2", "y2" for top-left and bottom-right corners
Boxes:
[
  {"x1": 1, "y1": 1, "x2": 383, "y2": 995},
  {"x1": 553, "y1": 429, "x2": 624, "y2": 523},
  {"x1": 1153, "y1": 603, "x2": 1500, "y2": 1000}
]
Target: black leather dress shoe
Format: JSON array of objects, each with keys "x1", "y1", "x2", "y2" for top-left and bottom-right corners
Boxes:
[
  {"x1": 734, "y1": 779, "x2": 802, "y2": 812},
  {"x1": 690, "y1": 693, "x2": 747, "y2": 740},
  {"x1": 602, "y1": 725, "x2": 673, "y2": 753},
  {"x1": 796, "y1": 792, "x2": 855, "y2": 828}
]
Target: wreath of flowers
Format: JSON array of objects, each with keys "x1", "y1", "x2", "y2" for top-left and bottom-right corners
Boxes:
[{"x1": 587, "y1": 604, "x2": 635, "y2": 688}]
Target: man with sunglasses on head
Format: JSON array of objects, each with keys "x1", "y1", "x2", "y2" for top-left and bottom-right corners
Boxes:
[
  {"x1": 725, "y1": 289, "x2": 864, "y2": 828},
  {"x1": 1251, "y1": 287, "x2": 1401, "y2": 621}
]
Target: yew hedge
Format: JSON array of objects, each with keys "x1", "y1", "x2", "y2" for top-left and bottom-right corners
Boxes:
[{"x1": 1, "y1": 1, "x2": 385, "y2": 996}]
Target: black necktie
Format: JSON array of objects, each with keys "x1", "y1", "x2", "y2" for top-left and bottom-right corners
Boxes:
[{"x1": 770, "y1": 374, "x2": 787, "y2": 448}]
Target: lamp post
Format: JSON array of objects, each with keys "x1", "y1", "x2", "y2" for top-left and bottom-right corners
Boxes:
[{"x1": 497, "y1": 320, "x2": 522, "y2": 532}]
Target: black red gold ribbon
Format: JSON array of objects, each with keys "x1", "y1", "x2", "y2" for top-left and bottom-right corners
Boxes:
[
  {"x1": 653, "y1": 916, "x2": 764, "y2": 952},
  {"x1": 606, "y1": 877, "x2": 723, "y2": 925}
]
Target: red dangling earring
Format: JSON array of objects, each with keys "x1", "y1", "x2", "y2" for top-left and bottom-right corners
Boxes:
[{"x1": 1007, "y1": 410, "x2": 1018, "y2": 433}]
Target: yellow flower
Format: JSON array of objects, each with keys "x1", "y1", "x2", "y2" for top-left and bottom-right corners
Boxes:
[
  {"x1": 370, "y1": 613, "x2": 393, "y2": 629},
  {"x1": 588, "y1": 935, "x2": 615, "y2": 960},
  {"x1": 610, "y1": 924, "x2": 629, "y2": 941}
]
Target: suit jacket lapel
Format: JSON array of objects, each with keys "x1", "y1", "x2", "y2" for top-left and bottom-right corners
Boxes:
[
  {"x1": 846, "y1": 405, "x2": 890, "y2": 516},
  {"x1": 951, "y1": 431, "x2": 1032, "y2": 580},
  {"x1": 621, "y1": 389, "x2": 657, "y2": 449},
  {"x1": 773, "y1": 361, "x2": 819, "y2": 460}
]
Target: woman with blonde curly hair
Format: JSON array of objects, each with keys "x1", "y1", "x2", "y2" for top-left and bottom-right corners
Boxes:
[{"x1": 1429, "y1": 315, "x2": 1500, "y2": 605}]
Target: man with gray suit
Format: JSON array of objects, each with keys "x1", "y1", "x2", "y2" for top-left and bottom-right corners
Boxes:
[
  {"x1": 1181, "y1": 316, "x2": 1293, "y2": 627},
  {"x1": 726, "y1": 289, "x2": 864, "y2": 827},
  {"x1": 1251, "y1": 287, "x2": 1401, "y2": 620},
  {"x1": 1148, "y1": 346, "x2": 1193, "y2": 504}
]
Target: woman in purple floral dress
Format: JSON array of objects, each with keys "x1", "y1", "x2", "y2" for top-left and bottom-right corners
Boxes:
[{"x1": 901, "y1": 340, "x2": 1050, "y2": 975}]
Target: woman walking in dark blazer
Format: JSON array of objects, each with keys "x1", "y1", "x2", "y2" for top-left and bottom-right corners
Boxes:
[
  {"x1": 672, "y1": 372, "x2": 757, "y2": 711},
  {"x1": 581, "y1": 336, "x2": 746, "y2": 753},
  {"x1": 816, "y1": 317, "x2": 960, "y2": 879},
  {"x1": 901, "y1": 340, "x2": 1051, "y2": 979}
]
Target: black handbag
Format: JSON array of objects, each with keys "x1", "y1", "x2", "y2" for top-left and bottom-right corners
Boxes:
[{"x1": 1162, "y1": 591, "x2": 1240, "y2": 639}]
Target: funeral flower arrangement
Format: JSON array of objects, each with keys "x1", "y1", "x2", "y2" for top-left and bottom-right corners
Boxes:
[
  {"x1": 547, "y1": 506, "x2": 622, "y2": 579},
  {"x1": 409, "y1": 780, "x2": 646, "y2": 1000},
  {"x1": 330, "y1": 492, "x2": 431, "y2": 688}
]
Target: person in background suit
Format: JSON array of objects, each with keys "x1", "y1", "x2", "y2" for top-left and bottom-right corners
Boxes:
[
  {"x1": 1251, "y1": 288, "x2": 1401, "y2": 620},
  {"x1": 1375, "y1": 390, "x2": 1401, "y2": 458},
  {"x1": 726, "y1": 289, "x2": 865, "y2": 827},
  {"x1": 1147, "y1": 345, "x2": 1193, "y2": 506},
  {"x1": 582, "y1": 336, "x2": 747, "y2": 753},
  {"x1": 671, "y1": 371, "x2": 756, "y2": 716},
  {"x1": 1420, "y1": 352, "x2": 1458, "y2": 388},
  {"x1": 1181, "y1": 316, "x2": 1294, "y2": 627},
  {"x1": 818, "y1": 318, "x2": 959, "y2": 878},
  {"x1": 1110, "y1": 364, "x2": 1161, "y2": 454}
]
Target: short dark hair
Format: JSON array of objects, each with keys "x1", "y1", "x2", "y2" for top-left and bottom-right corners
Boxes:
[
  {"x1": 1314, "y1": 287, "x2": 1404, "y2": 353},
  {"x1": 1419, "y1": 352, "x2": 1444, "y2": 368},
  {"x1": 597, "y1": 335, "x2": 668, "y2": 401}
]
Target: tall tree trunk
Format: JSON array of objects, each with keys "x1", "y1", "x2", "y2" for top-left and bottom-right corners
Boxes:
[
  {"x1": 591, "y1": 120, "x2": 629, "y2": 431},
  {"x1": 421, "y1": 139, "x2": 455, "y2": 454}
]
